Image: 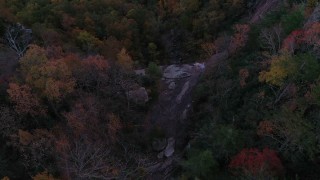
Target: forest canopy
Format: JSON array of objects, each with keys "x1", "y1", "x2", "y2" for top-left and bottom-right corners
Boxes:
[{"x1": 1, "y1": 0, "x2": 320, "y2": 179}]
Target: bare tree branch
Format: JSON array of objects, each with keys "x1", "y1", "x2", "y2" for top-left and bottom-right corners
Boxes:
[
  {"x1": 60, "y1": 140, "x2": 116, "y2": 180},
  {"x1": 4, "y1": 23, "x2": 32, "y2": 58},
  {"x1": 259, "y1": 24, "x2": 283, "y2": 54}
]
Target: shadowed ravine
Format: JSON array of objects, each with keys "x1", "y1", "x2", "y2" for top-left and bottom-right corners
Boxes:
[
  {"x1": 147, "y1": 51, "x2": 228, "y2": 145},
  {"x1": 144, "y1": 51, "x2": 228, "y2": 179}
]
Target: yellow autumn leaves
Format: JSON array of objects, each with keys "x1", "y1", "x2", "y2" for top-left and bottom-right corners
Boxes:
[{"x1": 259, "y1": 53, "x2": 320, "y2": 86}]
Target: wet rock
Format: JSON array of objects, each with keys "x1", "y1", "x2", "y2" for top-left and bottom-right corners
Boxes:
[
  {"x1": 164, "y1": 137, "x2": 175, "y2": 157},
  {"x1": 163, "y1": 65, "x2": 192, "y2": 79},
  {"x1": 152, "y1": 138, "x2": 167, "y2": 152},
  {"x1": 194, "y1": 62, "x2": 205, "y2": 71},
  {"x1": 168, "y1": 82, "x2": 176, "y2": 90},
  {"x1": 176, "y1": 81, "x2": 190, "y2": 104},
  {"x1": 127, "y1": 87, "x2": 149, "y2": 104}
]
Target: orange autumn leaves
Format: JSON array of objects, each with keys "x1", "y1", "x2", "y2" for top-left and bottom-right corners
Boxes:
[
  {"x1": 229, "y1": 24, "x2": 250, "y2": 54},
  {"x1": 10, "y1": 45, "x2": 75, "y2": 102},
  {"x1": 257, "y1": 120, "x2": 274, "y2": 137},
  {"x1": 7, "y1": 45, "x2": 109, "y2": 116},
  {"x1": 201, "y1": 24, "x2": 250, "y2": 58},
  {"x1": 63, "y1": 97, "x2": 122, "y2": 143},
  {"x1": 7, "y1": 83, "x2": 46, "y2": 116}
]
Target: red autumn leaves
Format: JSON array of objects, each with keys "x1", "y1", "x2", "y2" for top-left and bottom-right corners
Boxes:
[
  {"x1": 229, "y1": 148, "x2": 284, "y2": 177},
  {"x1": 282, "y1": 22, "x2": 320, "y2": 53}
]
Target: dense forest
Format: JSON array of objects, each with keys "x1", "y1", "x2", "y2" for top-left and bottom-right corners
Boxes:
[{"x1": 1, "y1": 0, "x2": 320, "y2": 179}]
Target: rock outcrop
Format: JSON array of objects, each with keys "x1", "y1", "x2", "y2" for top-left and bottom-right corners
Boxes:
[
  {"x1": 164, "y1": 137, "x2": 175, "y2": 157},
  {"x1": 127, "y1": 87, "x2": 149, "y2": 104},
  {"x1": 163, "y1": 64, "x2": 192, "y2": 79},
  {"x1": 176, "y1": 81, "x2": 190, "y2": 104}
]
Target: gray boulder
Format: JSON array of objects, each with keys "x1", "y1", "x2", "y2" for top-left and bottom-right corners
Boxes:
[
  {"x1": 127, "y1": 87, "x2": 149, "y2": 104},
  {"x1": 164, "y1": 137, "x2": 175, "y2": 157},
  {"x1": 134, "y1": 69, "x2": 146, "y2": 76}
]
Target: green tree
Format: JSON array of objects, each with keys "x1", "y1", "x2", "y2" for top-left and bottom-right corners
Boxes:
[
  {"x1": 126, "y1": 7, "x2": 147, "y2": 25},
  {"x1": 182, "y1": 150, "x2": 218, "y2": 179},
  {"x1": 181, "y1": 0, "x2": 200, "y2": 12},
  {"x1": 197, "y1": 124, "x2": 246, "y2": 160},
  {"x1": 267, "y1": 109, "x2": 319, "y2": 162},
  {"x1": 281, "y1": 8, "x2": 304, "y2": 35},
  {"x1": 147, "y1": 43, "x2": 159, "y2": 62}
]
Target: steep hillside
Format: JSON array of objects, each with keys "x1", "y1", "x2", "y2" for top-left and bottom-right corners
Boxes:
[{"x1": 1, "y1": 0, "x2": 320, "y2": 179}]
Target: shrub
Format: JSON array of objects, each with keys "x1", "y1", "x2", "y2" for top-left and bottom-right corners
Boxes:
[
  {"x1": 281, "y1": 8, "x2": 304, "y2": 35},
  {"x1": 182, "y1": 150, "x2": 219, "y2": 179},
  {"x1": 146, "y1": 62, "x2": 162, "y2": 80}
]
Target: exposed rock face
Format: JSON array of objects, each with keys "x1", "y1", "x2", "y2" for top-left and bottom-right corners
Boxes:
[
  {"x1": 127, "y1": 87, "x2": 148, "y2": 104},
  {"x1": 153, "y1": 137, "x2": 176, "y2": 158},
  {"x1": 134, "y1": 69, "x2": 146, "y2": 76},
  {"x1": 163, "y1": 64, "x2": 192, "y2": 79},
  {"x1": 164, "y1": 137, "x2": 175, "y2": 157},
  {"x1": 147, "y1": 63, "x2": 206, "y2": 147},
  {"x1": 194, "y1": 62, "x2": 205, "y2": 70},
  {"x1": 145, "y1": 53, "x2": 228, "y2": 179},
  {"x1": 176, "y1": 81, "x2": 190, "y2": 104},
  {"x1": 168, "y1": 82, "x2": 176, "y2": 90}
]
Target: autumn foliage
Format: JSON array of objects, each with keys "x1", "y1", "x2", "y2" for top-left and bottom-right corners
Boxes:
[
  {"x1": 32, "y1": 171, "x2": 56, "y2": 180},
  {"x1": 14, "y1": 45, "x2": 76, "y2": 102},
  {"x1": 1, "y1": 0, "x2": 320, "y2": 179},
  {"x1": 282, "y1": 29, "x2": 304, "y2": 53},
  {"x1": 257, "y1": 120, "x2": 274, "y2": 136},
  {"x1": 239, "y1": 68, "x2": 249, "y2": 87},
  {"x1": 7, "y1": 83, "x2": 46, "y2": 116},
  {"x1": 282, "y1": 22, "x2": 320, "y2": 54},
  {"x1": 229, "y1": 24, "x2": 250, "y2": 53},
  {"x1": 229, "y1": 148, "x2": 284, "y2": 177}
]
